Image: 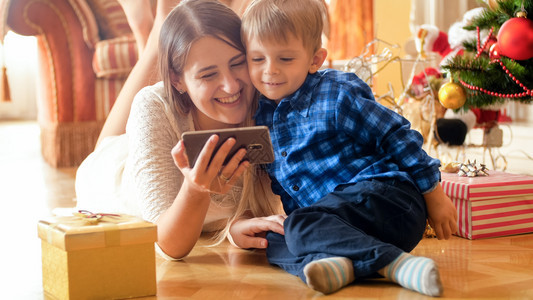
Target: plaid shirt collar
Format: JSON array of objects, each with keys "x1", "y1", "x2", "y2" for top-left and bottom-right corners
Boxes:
[{"x1": 255, "y1": 71, "x2": 323, "y2": 121}]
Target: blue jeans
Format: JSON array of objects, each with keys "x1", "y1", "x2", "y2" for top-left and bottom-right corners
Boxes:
[{"x1": 266, "y1": 179, "x2": 427, "y2": 282}]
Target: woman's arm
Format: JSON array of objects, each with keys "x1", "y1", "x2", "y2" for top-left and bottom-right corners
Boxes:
[
  {"x1": 97, "y1": 0, "x2": 179, "y2": 146},
  {"x1": 155, "y1": 178, "x2": 212, "y2": 258},
  {"x1": 125, "y1": 87, "x2": 251, "y2": 259},
  {"x1": 157, "y1": 137, "x2": 250, "y2": 258},
  {"x1": 122, "y1": 89, "x2": 208, "y2": 258}
]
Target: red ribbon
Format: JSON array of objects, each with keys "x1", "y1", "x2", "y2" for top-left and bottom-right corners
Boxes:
[{"x1": 77, "y1": 210, "x2": 120, "y2": 219}]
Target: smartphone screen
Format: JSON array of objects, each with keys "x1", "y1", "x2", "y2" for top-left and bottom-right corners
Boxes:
[{"x1": 181, "y1": 126, "x2": 275, "y2": 167}]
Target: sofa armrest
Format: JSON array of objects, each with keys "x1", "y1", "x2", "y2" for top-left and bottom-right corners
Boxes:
[
  {"x1": 6, "y1": 0, "x2": 99, "y2": 49},
  {"x1": 68, "y1": 0, "x2": 100, "y2": 49},
  {"x1": 5, "y1": 0, "x2": 100, "y2": 123}
]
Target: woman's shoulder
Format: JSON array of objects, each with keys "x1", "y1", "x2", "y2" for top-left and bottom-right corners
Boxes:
[
  {"x1": 140, "y1": 81, "x2": 165, "y2": 93},
  {"x1": 130, "y1": 82, "x2": 176, "y2": 119},
  {"x1": 134, "y1": 82, "x2": 168, "y2": 109},
  {"x1": 128, "y1": 81, "x2": 193, "y2": 137}
]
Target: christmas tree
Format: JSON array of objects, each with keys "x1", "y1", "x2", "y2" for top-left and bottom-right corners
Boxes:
[{"x1": 441, "y1": 0, "x2": 533, "y2": 110}]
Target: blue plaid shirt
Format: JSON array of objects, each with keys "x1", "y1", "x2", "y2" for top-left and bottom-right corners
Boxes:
[{"x1": 254, "y1": 69, "x2": 441, "y2": 213}]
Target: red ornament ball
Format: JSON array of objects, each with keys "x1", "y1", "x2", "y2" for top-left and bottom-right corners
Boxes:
[{"x1": 497, "y1": 16, "x2": 533, "y2": 60}]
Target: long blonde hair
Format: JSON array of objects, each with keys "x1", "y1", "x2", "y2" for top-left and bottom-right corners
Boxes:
[
  {"x1": 158, "y1": 0, "x2": 283, "y2": 244},
  {"x1": 213, "y1": 92, "x2": 283, "y2": 245}
]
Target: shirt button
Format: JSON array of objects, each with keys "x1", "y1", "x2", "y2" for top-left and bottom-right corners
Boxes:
[
  {"x1": 281, "y1": 151, "x2": 287, "y2": 157},
  {"x1": 292, "y1": 185, "x2": 299, "y2": 191}
]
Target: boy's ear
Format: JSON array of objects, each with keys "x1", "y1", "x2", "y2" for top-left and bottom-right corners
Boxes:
[{"x1": 309, "y1": 48, "x2": 328, "y2": 74}]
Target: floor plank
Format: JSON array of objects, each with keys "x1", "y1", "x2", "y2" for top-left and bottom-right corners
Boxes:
[{"x1": 2, "y1": 120, "x2": 533, "y2": 299}]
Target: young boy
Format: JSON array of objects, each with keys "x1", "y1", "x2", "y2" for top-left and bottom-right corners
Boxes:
[{"x1": 241, "y1": 0, "x2": 458, "y2": 297}]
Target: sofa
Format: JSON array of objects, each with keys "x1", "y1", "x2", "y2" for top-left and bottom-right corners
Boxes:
[{"x1": 3, "y1": 0, "x2": 137, "y2": 167}]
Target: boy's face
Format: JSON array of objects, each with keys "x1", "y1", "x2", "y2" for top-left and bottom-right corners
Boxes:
[{"x1": 246, "y1": 34, "x2": 317, "y2": 102}]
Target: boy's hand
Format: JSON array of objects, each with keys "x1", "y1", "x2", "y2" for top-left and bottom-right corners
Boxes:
[
  {"x1": 424, "y1": 183, "x2": 458, "y2": 240},
  {"x1": 229, "y1": 215, "x2": 286, "y2": 249}
]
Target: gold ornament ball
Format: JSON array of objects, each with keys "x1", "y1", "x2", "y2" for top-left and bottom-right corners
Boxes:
[{"x1": 438, "y1": 82, "x2": 467, "y2": 109}]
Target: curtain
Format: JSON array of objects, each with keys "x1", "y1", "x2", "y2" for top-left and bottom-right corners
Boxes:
[{"x1": 326, "y1": 0, "x2": 374, "y2": 61}]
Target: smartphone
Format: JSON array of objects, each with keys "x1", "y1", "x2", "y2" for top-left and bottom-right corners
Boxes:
[{"x1": 181, "y1": 126, "x2": 275, "y2": 167}]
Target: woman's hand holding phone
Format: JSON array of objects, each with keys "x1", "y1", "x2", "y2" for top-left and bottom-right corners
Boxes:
[{"x1": 171, "y1": 134, "x2": 250, "y2": 194}]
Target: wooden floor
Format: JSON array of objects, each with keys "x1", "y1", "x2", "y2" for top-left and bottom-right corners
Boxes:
[{"x1": 2, "y1": 120, "x2": 533, "y2": 300}]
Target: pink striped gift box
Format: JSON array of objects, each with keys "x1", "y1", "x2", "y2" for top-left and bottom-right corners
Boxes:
[{"x1": 441, "y1": 170, "x2": 533, "y2": 239}]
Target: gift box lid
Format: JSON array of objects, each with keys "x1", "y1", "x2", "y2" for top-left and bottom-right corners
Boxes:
[
  {"x1": 38, "y1": 213, "x2": 157, "y2": 251},
  {"x1": 441, "y1": 170, "x2": 533, "y2": 201}
]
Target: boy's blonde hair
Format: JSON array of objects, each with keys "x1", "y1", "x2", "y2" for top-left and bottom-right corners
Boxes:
[{"x1": 241, "y1": 0, "x2": 329, "y2": 54}]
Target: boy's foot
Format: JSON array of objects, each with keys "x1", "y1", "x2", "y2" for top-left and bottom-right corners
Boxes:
[
  {"x1": 303, "y1": 257, "x2": 355, "y2": 294},
  {"x1": 380, "y1": 252, "x2": 443, "y2": 297}
]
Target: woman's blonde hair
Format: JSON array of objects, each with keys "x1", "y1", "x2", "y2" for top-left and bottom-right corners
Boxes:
[
  {"x1": 241, "y1": 0, "x2": 329, "y2": 54},
  {"x1": 158, "y1": 0, "x2": 283, "y2": 244}
]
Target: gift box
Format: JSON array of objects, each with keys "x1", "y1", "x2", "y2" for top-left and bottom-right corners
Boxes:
[
  {"x1": 441, "y1": 170, "x2": 533, "y2": 239},
  {"x1": 38, "y1": 213, "x2": 157, "y2": 299}
]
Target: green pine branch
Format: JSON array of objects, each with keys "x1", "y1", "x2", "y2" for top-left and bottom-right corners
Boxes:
[{"x1": 441, "y1": 0, "x2": 533, "y2": 109}]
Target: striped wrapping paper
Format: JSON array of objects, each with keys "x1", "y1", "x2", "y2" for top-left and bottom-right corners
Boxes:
[{"x1": 441, "y1": 171, "x2": 533, "y2": 239}]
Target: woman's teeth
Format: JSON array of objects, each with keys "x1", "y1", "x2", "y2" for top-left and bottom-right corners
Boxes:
[{"x1": 217, "y1": 93, "x2": 240, "y2": 104}]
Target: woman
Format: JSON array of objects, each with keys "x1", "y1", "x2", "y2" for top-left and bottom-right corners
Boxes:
[{"x1": 76, "y1": 0, "x2": 284, "y2": 260}]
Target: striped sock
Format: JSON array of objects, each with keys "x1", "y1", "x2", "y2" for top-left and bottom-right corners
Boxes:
[
  {"x1": 380, "y1": 253, "x2": 443, "y2": 297},
  {"x1": 303, "y1": 257, "x2": 355, "y2": 294}
]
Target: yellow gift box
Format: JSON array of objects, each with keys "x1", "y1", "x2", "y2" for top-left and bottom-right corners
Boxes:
[{"x1": 38, "y1": 212, "x2": 157, "y2": 299}]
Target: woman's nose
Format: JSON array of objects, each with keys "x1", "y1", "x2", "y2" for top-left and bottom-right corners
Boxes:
[{"x1": 220, "y1": 72, "x2": 240, "y2": 94}]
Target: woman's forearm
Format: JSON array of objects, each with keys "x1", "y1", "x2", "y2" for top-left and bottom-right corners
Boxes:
[{"x1": 155, "y1": 181, "x2": 211, "y2": 259}]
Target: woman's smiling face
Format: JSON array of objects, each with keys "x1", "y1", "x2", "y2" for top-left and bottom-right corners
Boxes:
[{"x1": 177, "y1": 36, "x2": 255, "y2": 129}]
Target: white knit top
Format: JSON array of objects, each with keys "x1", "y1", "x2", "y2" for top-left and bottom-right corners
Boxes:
[{"x1": 76, "y1": 82, "x2": 240, "y2": 232}]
